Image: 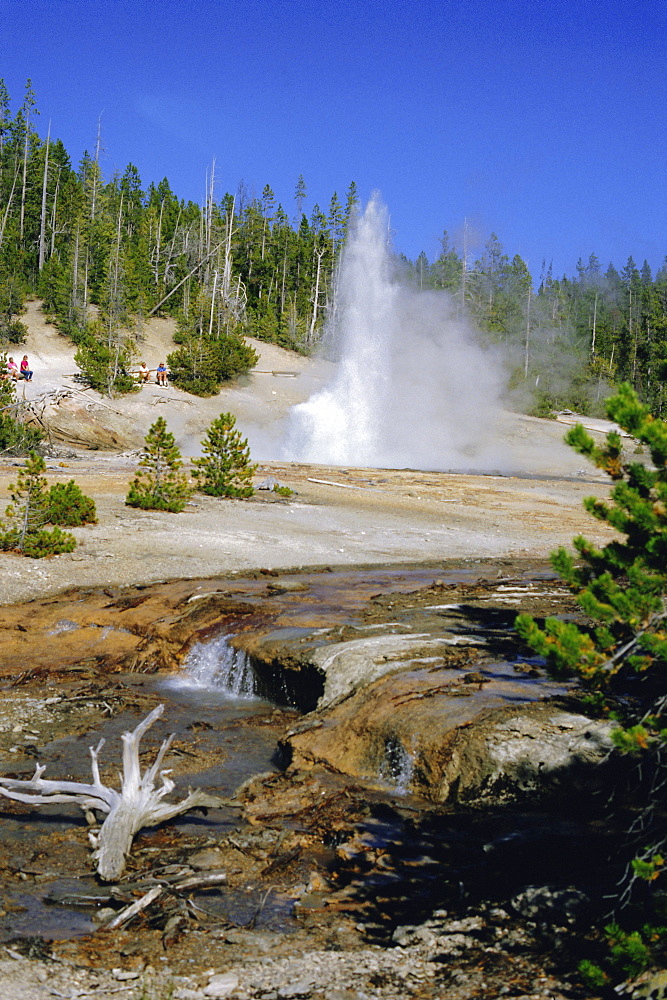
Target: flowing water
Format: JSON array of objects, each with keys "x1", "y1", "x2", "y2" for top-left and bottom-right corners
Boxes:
[
  {"x1": 0, "y1": 647, "x2": 284, "y2": 941},
  {"x1": 0, "y1": 563, "x2": 573, "y2": 941},
  {"x1": 379, "y1": 735, "x2": 415, "y2": 795},
  {"x1": 164, "y1": 633, "x2": 258, "y2": 699}
]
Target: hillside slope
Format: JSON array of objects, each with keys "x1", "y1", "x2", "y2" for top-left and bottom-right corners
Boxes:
[{"x1": 13, "y1": 300, "x2": 331, "y2": 456}]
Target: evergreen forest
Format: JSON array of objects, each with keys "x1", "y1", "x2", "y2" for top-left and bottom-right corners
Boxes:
[{"x1": 1, "y1": 80, "x2": 665, "y2": 413}]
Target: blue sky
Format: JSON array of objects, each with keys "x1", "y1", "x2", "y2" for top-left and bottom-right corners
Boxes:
[{"x1": 1, "y1": 0, "x2": 665, "y2": 280}]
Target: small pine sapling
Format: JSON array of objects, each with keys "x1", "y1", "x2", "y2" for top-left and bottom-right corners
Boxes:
[
  {"x1": 126, "y1": 417, "x2": 192, "y2": 512},
  {"x1": 192, "y1": 412, "x2": 257, "y2": 498},
  {"x1": 272, "y1": 483, "x2": 294, "y2": 497},
  {"x1": 0, "y1": 451, "x2": 76, "y2": 557},
  {"x1": 0, "y1": 369, "x2": 43, "y2": 455},
  {"x1": 47, "y1": 481, "x2": 97, "y2": 526},
  {"x1": 22, "y1": 525, "x2": 76, "y2": 558}
]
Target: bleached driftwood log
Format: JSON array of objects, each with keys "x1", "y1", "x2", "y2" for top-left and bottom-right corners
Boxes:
[{"x1": 0, "y1": 704, "x2": 227, "y2": 880}]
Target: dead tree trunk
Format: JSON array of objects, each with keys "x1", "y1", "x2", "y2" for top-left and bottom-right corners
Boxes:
[
  {"x1": 0, "y1": 164, "x2": 20, "y2": 252},
  {"x1": 309, "y1": 245, "x2": 326, "y2": 346},
  {"x1": 0, "y1": 705, "x2": 227, "y2": 881},
  {"x1": 38, "y1": 122, "x2": 50, "y2": 271}
]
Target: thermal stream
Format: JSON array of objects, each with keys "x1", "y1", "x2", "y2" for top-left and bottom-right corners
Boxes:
[{"x1": 166, "y1": 634, "x2": 257, "y2": 699}]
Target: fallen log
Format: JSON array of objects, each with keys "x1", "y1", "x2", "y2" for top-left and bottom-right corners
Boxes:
[
  {"x1": 104, "y1": 870, "x2": 229, "y2": 929},
  {"x1": 0, "y1": 704, "x2": 229, "y2": 881},
  {"x1": 106, "y1": 885, "x2": 164, "y2": 929}
]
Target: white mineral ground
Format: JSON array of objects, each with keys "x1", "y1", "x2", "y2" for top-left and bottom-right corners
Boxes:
[{"x1": 0, "y1": 299, "x2": 618, "y2": 607}]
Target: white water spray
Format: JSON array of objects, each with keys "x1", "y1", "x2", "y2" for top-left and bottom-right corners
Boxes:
[
  {"x1": 283, "y1": 195, "x2": 506, "y2": 471},
  {"x1": 167, "y1": 634, "x2": 257, "y2": 698},
  {"x1": 380, "y1": 735, "x2": 415, "y2": 795}
]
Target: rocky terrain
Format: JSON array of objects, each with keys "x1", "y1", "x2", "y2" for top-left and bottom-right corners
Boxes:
[
  {"x1": 0, "y1": 302, "x2": 633, "y2": 998},
  {"x1": 0, "y1": 567, "x2": 617, "y2": 1000}
]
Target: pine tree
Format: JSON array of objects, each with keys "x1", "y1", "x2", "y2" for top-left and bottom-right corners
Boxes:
[
  {"x1": 515, "y1": 384, "x2": 667, "y2": 923},
  {"x1": 192, "y1": 412, "x2": 256, "y2": 498},
  {"x1": 46, "y1": 480, "x2": 97, "y2": 526},
  {"x1": 0, "y1": 451, "x2": 76, "y2": 556},
  {"x1": 515, "y1": 382, "x2": 667, "y2": 697},
  {"x1": 167, "y1": 320, "x2": 258, "y2": 397},
  {"x1": 126, "y1": 417, "x2": 192, "y2": 512},
  {"x1": 294, "y1": 174, "x2": 307, "y2": 220},
  {"x1": 328, "y1": 192, "x2": 345, "y2": 255},
  {"x1": 344, "y1": 181, "x2": 359, "y2": 228},
  {"x1": 434, "y1": 230, "x2": 463, "y2": 294}
]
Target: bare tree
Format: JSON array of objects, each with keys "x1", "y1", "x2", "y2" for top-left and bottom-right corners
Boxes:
[
  {"x1": 308, "y1": 244, "x2": 326, "y2": 345},
  {"x1": 0, "y1": 705, "x2": 227, "y2": 881},
  {"x1": 19, "y1": 80, "x2": 38, "y2": 241},
  {"x1": 0, "y1": 162, "x2": 20, "y2": 252},
  {"x1": 90, "y1": 113, "x2": 103, "y2": 222},
  {"x1": 38, "y1": 121, "x2": 50, "y2": 271},
  {"x1": 49, "y1": 164, "x2": 62, "y2": 259}
]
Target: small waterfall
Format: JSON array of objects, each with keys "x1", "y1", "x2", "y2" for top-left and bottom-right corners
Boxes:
[
  {"x1": 380, "y1": 735, "x2": 415, "y2": 795},
  {"x1": 171, "y1": 634, "x2": 257, "y2": 699}
]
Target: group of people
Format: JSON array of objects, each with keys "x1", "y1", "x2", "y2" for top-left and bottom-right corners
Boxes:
[
  {"x1": 3, "y1": 354, "x2": 168, "y2": 387},
  {"x1": 3, "y1": 355, "x2": 33, "y2": 382},
  {"x1": 135, "y1": 362, "x2": 169, "y2": 386}
]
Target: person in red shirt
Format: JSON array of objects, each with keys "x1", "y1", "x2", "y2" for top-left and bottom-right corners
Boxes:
[{"x1": 19, "y1": 355, "x2": 33, "y2": 381}]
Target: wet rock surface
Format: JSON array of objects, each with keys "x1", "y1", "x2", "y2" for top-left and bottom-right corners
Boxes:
[
  {"x1": 238, "y1": 571, "x2": 616, "y2": 806},
  {"x1": 0, "y1": 561, "x2": 619, "y2": 997}
]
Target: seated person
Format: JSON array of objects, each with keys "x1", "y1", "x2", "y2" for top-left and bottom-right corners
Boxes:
[
  {"x1": 137, "y1": 361, "x2": 150, "y2": 383},
  {"x1": 19, "y1": 355, "x2": 33, "y2": 381},
  {"x1": 156, "y1": 362, "x2": 169, "y2": 386},
  {"x1": 6, "y1": 357, "x2": 19, "y2": 380}
]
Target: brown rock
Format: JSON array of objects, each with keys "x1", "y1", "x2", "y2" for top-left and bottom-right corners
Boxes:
[
  {"x1": 29, "y1": 396, "x2": 144, "y2": 450},
  {"x1": 287, "y1": 667, "x2": 615, "y2": 806}
]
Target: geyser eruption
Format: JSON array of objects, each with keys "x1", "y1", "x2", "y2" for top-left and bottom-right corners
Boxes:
[{"x1": 283, "y1": 195, "x2": 505, "y2": 471}]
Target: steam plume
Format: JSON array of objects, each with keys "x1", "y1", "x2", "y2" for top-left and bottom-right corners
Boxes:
[{"x1": 283, "y1": 194, "x2": 506, "y2": 471}]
